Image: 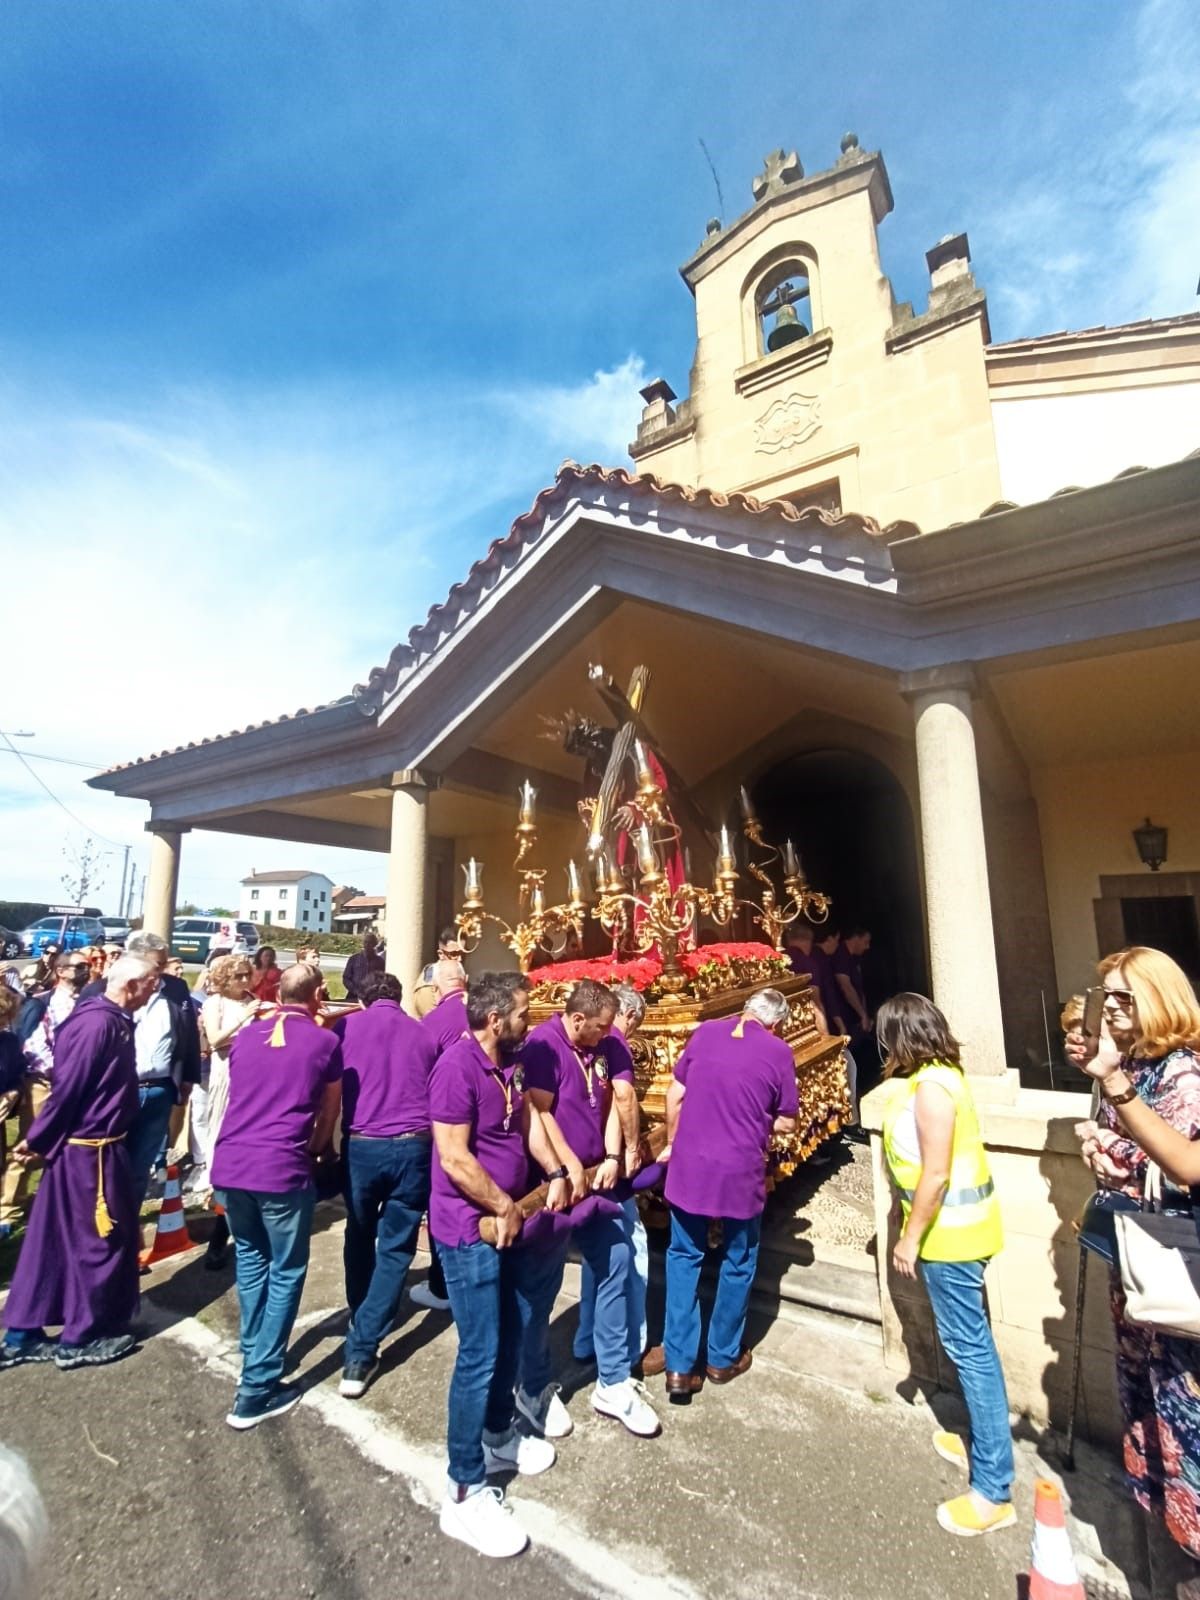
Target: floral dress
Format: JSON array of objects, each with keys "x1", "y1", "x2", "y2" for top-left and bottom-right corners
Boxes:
[{"x1": 1096, "y1": 1046, "x2": 1200, "y2": 1557}]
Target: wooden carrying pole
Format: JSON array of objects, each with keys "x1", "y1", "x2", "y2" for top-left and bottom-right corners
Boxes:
[{"x1": 479, "y1": 1123, "x2": 668, "y2": 1246}]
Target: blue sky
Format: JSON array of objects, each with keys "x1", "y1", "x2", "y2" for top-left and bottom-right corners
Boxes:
[{"x1": 3, "y1": 0, "x2": 1197, "y2": 911}]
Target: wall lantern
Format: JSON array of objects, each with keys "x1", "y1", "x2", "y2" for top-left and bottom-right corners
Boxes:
[{"x1": 1132, "y1": 817, "x2": 1168, "y2": 873}]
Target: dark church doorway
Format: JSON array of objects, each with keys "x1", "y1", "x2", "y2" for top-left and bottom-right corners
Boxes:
[
  {"x1": 749, "y1": 747, "x2": 927, "y2": 1015},
  {"x1": 1121, "y1": 896, "x2": 1200, "y2": 983}
]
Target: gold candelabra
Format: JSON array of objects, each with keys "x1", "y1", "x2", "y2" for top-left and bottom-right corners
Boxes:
[
  {"x1": 737, "y1": 787, "x2": 831, "y2": 949},
  {"x1": 456, "y1": 783, "x2": 589, "y2": 972},
  {"x1": 455, "y1": 760, "x2": 831, "y2": 979}
]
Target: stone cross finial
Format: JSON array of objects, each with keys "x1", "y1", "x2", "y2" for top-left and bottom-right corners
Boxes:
[{"x1": 752, "y1": 148, "x2": 804, "y2": 202}]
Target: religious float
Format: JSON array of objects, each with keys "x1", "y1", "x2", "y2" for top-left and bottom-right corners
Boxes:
[{"x1": 454, "y1": 663, "x2": 850, "y2": 1177}]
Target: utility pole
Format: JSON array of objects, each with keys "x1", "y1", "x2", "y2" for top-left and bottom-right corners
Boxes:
[{"x1": 117, "y1": 844, "x2": 131, "y2": 919}]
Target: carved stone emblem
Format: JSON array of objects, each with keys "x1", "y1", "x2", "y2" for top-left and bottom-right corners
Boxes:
[{"x1": 753, "y1": 391, "x2": 821, "y2": 454}]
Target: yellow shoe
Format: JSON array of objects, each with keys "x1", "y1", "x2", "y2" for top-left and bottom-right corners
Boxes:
[
  {"x1": 932, "y1": 1429, "x2": 969, "y2": 1470},
  {"x1": 936, "y1": 1494, "x2": 1017, "y2": 1537}
]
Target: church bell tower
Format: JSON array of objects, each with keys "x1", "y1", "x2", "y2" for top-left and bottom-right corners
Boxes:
[{"x1": 629, "y1": 135, "x2": 1002, "y2": 533}]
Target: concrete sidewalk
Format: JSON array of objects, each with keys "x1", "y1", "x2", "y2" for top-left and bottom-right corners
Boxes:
[{"x1": 96, "y1": 1199, "x2": 1179, "y2": 1600}]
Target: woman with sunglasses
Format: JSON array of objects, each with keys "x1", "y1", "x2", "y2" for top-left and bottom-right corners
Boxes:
[
  {"x1": 878, "y1": 992, "x2": 1013, "y2": 1537},
  {"x1": 1067, "y1": 946, "x2": 1200, "y2": 1585}
]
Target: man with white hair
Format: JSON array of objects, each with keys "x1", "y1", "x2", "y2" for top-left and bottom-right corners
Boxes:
[
  {"x1": 0, "y1": 952, "x2": 160, "y2": 1370},
  {"x1": 123, "y1": 930, "x2": 202, "y2": 1208},
  {"x1": 660, "y1": 987, "x2": 798, "y2": 1400},
  {"x1": 421, "y1": 959, "x2": 470, "y2": 1058}
]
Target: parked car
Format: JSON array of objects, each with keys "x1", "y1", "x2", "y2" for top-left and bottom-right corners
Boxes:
[
  {"x1": 98, "y1": 916, "x2": 131, "y2": 946},
  {"x1": 170, "y1": 917, "x2": 260, "y2": 964},
  {"x1": 0, "y1": 925, "x2": 22, "y2": 959},
  {"x1": 22, "y1": 914, "x2": 107, "y2": 955}
]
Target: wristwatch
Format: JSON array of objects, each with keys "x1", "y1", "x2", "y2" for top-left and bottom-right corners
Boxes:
[
  {"x1": 1102, "y1": 1079, "x2": 1138, "y2": 1106},
  {"x1": 603, "y1": 1151, "x2": 622, "y2": 1163},
  {"x1": 544, "y1": 1165, "x2": 568, "y2": 1182}
]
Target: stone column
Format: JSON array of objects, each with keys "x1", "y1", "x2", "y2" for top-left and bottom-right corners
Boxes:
[
  {"x1": 143, "y1": 824, "x2": 187, "y2": 941},
  {"x1": 384, "y1": 773, "x2": 429, "y2": 1004},
  {"x1": 900, "y1": 665, "x2": 1006, "y2": 1076}
]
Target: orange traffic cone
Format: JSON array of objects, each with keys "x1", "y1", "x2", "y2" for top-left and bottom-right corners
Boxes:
[
  {"x1": 139, "y1": 1164, "x2": 196, "y2": 1268},
  {"x1": 1027, "y1": 1479, "x2": 1085, "y2": 1600}
]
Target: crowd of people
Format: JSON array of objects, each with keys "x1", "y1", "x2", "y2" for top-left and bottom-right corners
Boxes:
[{"x1": 2, "y1": 923, "x2": 1200, "y2": 1581}]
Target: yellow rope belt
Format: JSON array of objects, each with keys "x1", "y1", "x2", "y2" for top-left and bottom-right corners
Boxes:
[{"x1": 67, "y1": 1135, "x2": 126, "y2": 1239}]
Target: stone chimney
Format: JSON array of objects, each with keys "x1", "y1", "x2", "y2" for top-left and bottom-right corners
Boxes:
[
  {"x1": 925, "y1": 233, "x2": 976, "y2": 310},
  {"x1": 636, "y1": 378, "x2": 677, "y2": 439}
]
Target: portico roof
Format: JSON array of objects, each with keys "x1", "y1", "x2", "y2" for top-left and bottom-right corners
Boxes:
[{"x1": 89, "y1": 447, "x2": 1200, "y2": 834}]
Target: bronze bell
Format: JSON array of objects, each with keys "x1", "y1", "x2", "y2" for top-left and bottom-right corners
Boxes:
[{"x1": 767, "y1": 301, "x2": 809, "y2": 351}]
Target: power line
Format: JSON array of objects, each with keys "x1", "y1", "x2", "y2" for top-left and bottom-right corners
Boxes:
[
  {"x1": 0, "y1": 746, "x2": 103, "y2": 770},
  {"x1": 0, "y1": 728, "x2": 131, "y2": 849}
]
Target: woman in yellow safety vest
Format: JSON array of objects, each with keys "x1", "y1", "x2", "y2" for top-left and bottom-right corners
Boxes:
[{"x1": 878, "y1": 992, "x2": 1014, "y2": 1538}]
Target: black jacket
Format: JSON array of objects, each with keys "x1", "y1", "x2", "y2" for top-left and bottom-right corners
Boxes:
[{"x1": 79, "y1": 972, "x2": 201, "y2": 1087}]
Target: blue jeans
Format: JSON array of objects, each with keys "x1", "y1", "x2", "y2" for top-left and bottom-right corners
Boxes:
[
  {"x1": 920, "y1": 1257, "x2": 1014, "y2": 1504},
  {"x1": 665, "y1": 1206, "x2": 761, "y2": 1372},
  {"x1": 343, "y1": 1135, "x2": 431, "y2": 1366},
  {"x1": 128, "y1": 1081, "x2": 176, "y2": 1210},
  {"x1": 439, "y1": 1239, "x2": 527, "y2": 1489},
  {"x1": 522, "y1": 1205, "x2": 630, "y2": 1388},
  {"x1": 221, "y1": 1186, "x2": 315, "y2": 1403},
  {"x1": 575, "y1": 1197, "x2": 647, "y2": 1369}
]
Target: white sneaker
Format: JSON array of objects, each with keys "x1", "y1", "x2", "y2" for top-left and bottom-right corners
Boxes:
[
  {"x1": 410, "y1": 1281, "x2": 451, "y2": 1312},
  {"x1": 591, "y1": 1377, "x2": 660, "y2": 1437},
  {"x1": 482, "y1": 1428, "x2": 557, "y2": 1477},
  {"x1": 515, "y1": 1382, "x2": 573, "y2": 1439},
  {"x1": 439, "y1": 1486, "x2": 528, "y2": 1559}
]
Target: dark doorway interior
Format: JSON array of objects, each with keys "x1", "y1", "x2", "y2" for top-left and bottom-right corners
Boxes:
[
  {"x1": 750, "y1": 748, "x2": 927, "y2": 1010},
  {"x1": 1121, "y1": 896, "x2": 1200, "y2": 982}
]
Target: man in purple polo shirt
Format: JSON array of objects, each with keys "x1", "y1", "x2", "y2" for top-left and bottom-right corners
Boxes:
[
  {"x1": 574, "y1": 985, "x2": 659, "y2": 1377},
  {"x1": 412, "y1": 956, "x2": 472, "y2": 1313},
  {"x1": 422, "y1": 959, "x2": 470, "y2": 1058},
  {"x1": 519, "y1": 978, "x2": 659, "y2": 1440},
  {"x1": 334, "y1": 970, "x2": 437, "y2": 1399},
  {"x1": 661, "y1": 987, "x2": 798, "y2": 1401},
  {"x1": 786, "y1": 921, "x2": 834, "y2": 1034},
  {"x1": 431, "y1": 971, "x2": 567, "y2": 1560},
  {"x1": 212, "y1": 963, "x2": 342, "y2": 1431}
]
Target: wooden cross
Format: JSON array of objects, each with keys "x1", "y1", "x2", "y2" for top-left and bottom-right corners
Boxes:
[{"x1": 585, "y1": 663, "x2": 717, "y2": 856}]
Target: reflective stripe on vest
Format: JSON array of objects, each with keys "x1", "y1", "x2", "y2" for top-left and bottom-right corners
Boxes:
[{"x1": 898, "y1": 1178, "x2": 995, "y2": 1208}]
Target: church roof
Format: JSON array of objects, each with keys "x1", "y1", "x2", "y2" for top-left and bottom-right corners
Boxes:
[
  {"x1": 986, "y1": 310, "x2": 1200, "y2": 353},
  {"x1": 350, "y1": 461, "x2": 920, "y2": 715},
  {"x1": 95, "y1": 448, "x2": 1200, "y2": 777}
]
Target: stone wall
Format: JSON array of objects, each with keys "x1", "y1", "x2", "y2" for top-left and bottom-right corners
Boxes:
[{"x1": 861, "y1": 1078, "x2": 1123, "y2": 1448}]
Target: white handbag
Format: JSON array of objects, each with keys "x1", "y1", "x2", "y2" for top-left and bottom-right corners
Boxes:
[{"x1": 1112, "y1": 1163, "x2": 1200, "y2": 1340}]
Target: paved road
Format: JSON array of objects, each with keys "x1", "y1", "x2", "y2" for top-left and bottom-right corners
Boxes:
[
  {"x1": 6, "y1": 1337, "x2": 591, "y2": 1600},
  {"x1": 0, "y1": 1204, "x2": 1173, "y2": 1600}
]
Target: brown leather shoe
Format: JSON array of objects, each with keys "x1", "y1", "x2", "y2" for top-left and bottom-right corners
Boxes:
[
  {"x1": 665, "y1": 1370, "x2": 702, "y2": 1402},
  {"x1": 639, "y1": 1344, "x2": 666, "y2": 1378},
  {"x1": 705, "y1": 1348, "x2": 753, "y2": 1385}
]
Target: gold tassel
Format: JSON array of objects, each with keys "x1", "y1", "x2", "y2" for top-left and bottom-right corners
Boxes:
[
  {"x1": 68, "y1": 1136, "x2": 121, "y2": 1238},
  {"x1": 95, "y1": 1144, "x2": 114, "y2": 1238},
  {"x1": 269, "y1": 1012, "x2": 287, "y2": 1047}
]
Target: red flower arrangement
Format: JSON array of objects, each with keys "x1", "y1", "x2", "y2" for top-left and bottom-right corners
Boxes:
[{"x1": 526, "y1": 940, "x2": 787, "y2": 993}]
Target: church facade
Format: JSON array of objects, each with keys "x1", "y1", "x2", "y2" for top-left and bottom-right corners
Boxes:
[{"x1": 92, "y1": 137, "x2": 1200, "y2": 1436}]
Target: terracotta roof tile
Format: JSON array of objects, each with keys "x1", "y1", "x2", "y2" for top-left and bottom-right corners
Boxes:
[
  {"x1": 350, "y1": 460, "x2": 920, "y2": 714},
  {"x1": 98, "y1": 698, "x2": 352, "y2": 775}
]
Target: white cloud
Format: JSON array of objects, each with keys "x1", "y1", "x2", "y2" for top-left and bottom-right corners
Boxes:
[
  {"x1": 2, "y1": 360, "x2": 643, "y2": 909},
  {"x1": 977, "y1": 0, "x2": 1200, "y2": 335}
]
